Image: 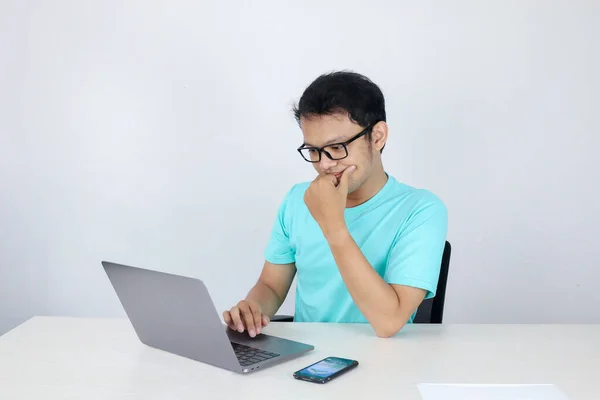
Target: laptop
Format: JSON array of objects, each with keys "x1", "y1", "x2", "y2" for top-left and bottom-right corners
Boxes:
[{"x1": 101, "y1": 261, "x2": 314, "y2": 373}]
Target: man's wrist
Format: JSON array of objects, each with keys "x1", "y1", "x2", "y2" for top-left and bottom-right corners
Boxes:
[{"x1": 322, "y1": 221, "x2": 351, "y2": 246}]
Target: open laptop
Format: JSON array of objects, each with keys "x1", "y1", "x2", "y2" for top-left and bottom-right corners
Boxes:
[{"x1": 101, "y1": 261, "x2": 314, "y2": 373}]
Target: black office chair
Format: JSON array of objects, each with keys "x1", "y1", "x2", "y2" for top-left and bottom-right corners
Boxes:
[{"x1": 271, "y1": 240, "x2": 452, "y2": 324}]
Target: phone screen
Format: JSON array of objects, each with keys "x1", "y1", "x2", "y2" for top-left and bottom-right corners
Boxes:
[{"x1": 294, "y1": 357, "x2": 356, "y2": 380}]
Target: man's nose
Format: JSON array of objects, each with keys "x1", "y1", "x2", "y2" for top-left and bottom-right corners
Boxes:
[{"x1": 318, "y1": 153, "x2": 337, "y2": 170}]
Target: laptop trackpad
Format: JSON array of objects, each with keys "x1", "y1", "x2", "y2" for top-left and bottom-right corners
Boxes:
[{"x1": 226, "y1": 327, "x2": 309, "y2": 355}]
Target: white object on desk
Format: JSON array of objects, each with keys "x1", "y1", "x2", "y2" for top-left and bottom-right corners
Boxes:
[
  {"x1": 0, "y1": 317, "x2": 598, "y2": 400},
  {"x1": 418, "y1": 383, "x2": 571, "y2": 400}
]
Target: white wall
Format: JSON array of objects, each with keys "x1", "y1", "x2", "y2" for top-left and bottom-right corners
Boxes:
[{"x1": 1, "y1": 0, "x2": 599, "y2": 334}]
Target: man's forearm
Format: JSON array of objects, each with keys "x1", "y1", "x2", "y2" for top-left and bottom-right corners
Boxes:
[
  {"x1": 324, "y1": 225, "x2": 404, "y2": 337},
  {"x1": 246, "y1": 281, "x2": 284, "y2": 318}
]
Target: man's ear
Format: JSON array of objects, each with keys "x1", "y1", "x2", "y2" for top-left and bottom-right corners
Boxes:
[{"x1": 370, "y1": 121, "x2": 388, "y2": 152}]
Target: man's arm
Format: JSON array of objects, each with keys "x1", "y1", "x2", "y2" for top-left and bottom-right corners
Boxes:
[
  {"x1": 223, "y1": 261, "x2": 296, "y2": 337},
  {"x1": 325, "y1": 228, "x2": 426, "y2": 338},
  {"x1": 246, "y1": 261, "x2": 296, "y2": 318}
]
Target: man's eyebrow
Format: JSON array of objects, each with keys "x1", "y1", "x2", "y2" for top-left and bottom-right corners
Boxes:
[{"x1": 301, "y1": 136, "x2": 346, "y2": 147}]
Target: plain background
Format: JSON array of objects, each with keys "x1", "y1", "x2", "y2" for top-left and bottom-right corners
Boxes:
[{"x1": 1, "y1": 1, "x2": 599, "y2": 335}]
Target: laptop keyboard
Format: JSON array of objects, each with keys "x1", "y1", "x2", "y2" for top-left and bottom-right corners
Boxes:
[{"x1": 231, "y1": 342, "x2": 280, "y2": 367}]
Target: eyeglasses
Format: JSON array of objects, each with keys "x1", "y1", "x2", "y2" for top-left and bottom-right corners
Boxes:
[{"x1": 297, "y1": 124, "x2": 374, "y2": 163}]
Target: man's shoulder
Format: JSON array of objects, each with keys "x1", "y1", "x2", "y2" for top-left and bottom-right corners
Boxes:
[
  {"x1": 274, "y1": 181, "x2": 311, "y2": 216},
  {"x1": 280, "y1": 181, "x2": 310, "y2": 204},
  {"x1": 387, "y1": 176, "x2": 446, "y2": 212},
  {"x1": 288, "y1": 181, "x2": 311, "y2": 196},
  {"x1": 385, "y1": 177, "x2": 448, "y2": 234}
]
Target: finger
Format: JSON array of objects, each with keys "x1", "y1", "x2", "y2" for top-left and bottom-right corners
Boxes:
[
  {"x1": 325, "y1": 174, "x2": 338, "y2": 185},
  {"x1": 229, "y1": 306, "x2": 245, "y2": 333},
  {"x1": 248, "y1": 302, "x2": 263, "y2": 334},
  {"x1": 314, "y1": 172, "x2": 337, "y2": 187},
  {"x1": 317, "y1": 171, "x2": 337, "y2": 182},
  {"x1": 262, "y1": 314, "x2": 270, "y2": 327},
  {"x1": 238, "y1": 302, "x2": 257, "y2": 337},
  {"x1": 223, "y1": 311, "x2": 236, "y2": 330},
  {"x1": 338, "y1": 165, "x2": 356, "y2": 192}
]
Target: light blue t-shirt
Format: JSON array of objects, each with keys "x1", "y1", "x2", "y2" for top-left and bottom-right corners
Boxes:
[{"x1": 264, "y1": 174, "x2": 448, "y2": 324}]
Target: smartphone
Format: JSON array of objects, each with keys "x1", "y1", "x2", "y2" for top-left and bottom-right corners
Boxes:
[{"x1": 293, "y1": 356, "x2": 359, "y2": 384}]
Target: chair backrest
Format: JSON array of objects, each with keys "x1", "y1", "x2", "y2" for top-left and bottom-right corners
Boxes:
[{"x1": 413, "y1": 240, "x2": 452, "y2": 324}]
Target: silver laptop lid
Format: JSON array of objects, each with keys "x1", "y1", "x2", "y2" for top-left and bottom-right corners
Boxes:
[{"x1": 102, "y1": 261, "x2": 241, "y2": 372}]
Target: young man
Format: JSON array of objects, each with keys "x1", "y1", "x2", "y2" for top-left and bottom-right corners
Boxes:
[{"x1": 223, "y1": 71, "x2": 448, "y2": 338}]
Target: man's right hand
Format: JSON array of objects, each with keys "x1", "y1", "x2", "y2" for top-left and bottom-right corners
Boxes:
[{"x1": 223, "y1": 300, "x2": 270, "y2": 338}]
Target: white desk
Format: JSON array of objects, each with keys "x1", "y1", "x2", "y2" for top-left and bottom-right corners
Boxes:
[{"x1": 0, "y1": 317, "x2": 598, "y2": 399}]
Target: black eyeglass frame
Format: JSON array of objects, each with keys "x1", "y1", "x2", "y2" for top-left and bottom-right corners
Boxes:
[{"x1": 296, "y1": 123, "x2": 375, "y2": 163}]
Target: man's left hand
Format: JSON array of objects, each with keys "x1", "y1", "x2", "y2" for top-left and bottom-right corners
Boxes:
[{"x1": 304, "y1": 165, "x2": 356, "y2": 234}]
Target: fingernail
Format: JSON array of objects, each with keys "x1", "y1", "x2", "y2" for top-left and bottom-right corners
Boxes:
[
  {"x1": 237, "y1": 325, "x2": 243, "y2": 332},
  {"x1": 249, "y1": 329, "x2": 255, "y2": 337},
  {"x1": 265, "y1": 316, "x2": 270, "y2": 324},
  {"x1": 256, "y1": 326, "x2": 261, "y2": 334}
]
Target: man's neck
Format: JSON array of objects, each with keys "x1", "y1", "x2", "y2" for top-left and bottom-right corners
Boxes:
[{"x1": 346, "y1": 167, "x2": 389, "y2": 208}]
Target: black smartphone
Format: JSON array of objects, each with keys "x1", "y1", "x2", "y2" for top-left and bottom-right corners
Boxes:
[{"x1": 293, "y1": 356, "x2": 359, "y2": 384}]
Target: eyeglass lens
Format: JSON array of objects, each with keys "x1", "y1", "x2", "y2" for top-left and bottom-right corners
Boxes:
[{"x1": 299, "y1": 144, "x2": 348, "y2": 162}]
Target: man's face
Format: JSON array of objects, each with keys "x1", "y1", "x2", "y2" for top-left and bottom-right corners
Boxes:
[{"x1": 299, "y1": 114, "x2": 375, "y2": 194}]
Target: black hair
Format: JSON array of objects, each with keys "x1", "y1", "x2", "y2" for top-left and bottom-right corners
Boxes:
[{"x1": 292, "y1": 70, "x2": 386, "y2": 152}]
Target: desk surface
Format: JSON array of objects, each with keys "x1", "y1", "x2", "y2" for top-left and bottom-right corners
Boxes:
[{"x1": 0, "y1": 317, "x2": 598, "y2": 399}]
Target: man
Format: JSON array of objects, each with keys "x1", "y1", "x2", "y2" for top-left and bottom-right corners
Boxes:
[{"x1": 223, "y1": 71, "x2": 448, "y2": 338}]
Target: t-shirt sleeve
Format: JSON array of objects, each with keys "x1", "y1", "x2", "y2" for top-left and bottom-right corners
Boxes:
[
  {"x1": 263, "y1": 186, "x2": 297, "y2": 265},
  {"x1": 384, "y1": 192, "x2": 448, "y2": 299}
]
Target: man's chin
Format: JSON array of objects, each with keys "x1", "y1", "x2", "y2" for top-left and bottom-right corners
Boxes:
[{"x1": 347, "y1": 184, "x2": 359, "y2": 195}]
